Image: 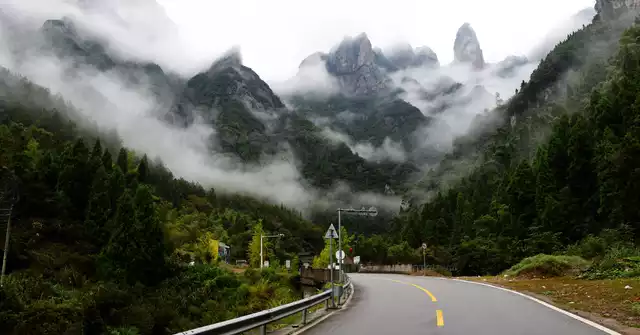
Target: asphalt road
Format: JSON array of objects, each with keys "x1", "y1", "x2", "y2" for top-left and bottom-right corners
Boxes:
[{"x1": 304, "y1": 273, "x2": 617, "y2": 335}]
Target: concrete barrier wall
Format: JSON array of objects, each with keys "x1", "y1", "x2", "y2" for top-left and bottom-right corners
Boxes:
[
  {"x1": 300, "y1": 268, "x2": 341, "y2": 284},
  {"x1": 358, "y1": 264, "x2": 413, "y2": 274}
]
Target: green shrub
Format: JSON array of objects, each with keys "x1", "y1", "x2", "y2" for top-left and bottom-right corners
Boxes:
[
  {"x1": 504, "y1": 254, "x2": 590, "y2": 277},
  {"x1": 581, "y1": 246, "x2": 640, "y2": 279},
  {"x1": 108, "y1": 327, "x2": 140, "y2": 335},
  {"x1": 566, "y1": 235, "x2": 607, "y2": 259}
]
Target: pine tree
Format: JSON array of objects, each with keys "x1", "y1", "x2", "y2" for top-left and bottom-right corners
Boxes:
[
  {"x1": 90, "y1": 139, "x2": 102, "y2": 161},
  {"x1": 101, "y1": 149, "x2": 113, "y2": 171},
  {"x1": 98, "y1": 189, "x2": 136, "y2": 282},
  {"x1": 108, "y1": 166, "x2": 126, "y2": 215},
  {"x1": 85, "y1": 166, "x2": 112, "y2": 244},
  {"x1": 129, "y1": 185, "x2": 167, "y2": 283},
  {"x1": 137, "y1": 154, "x2": 149, "y2": 183},
  {"x1": 116, "y1": 148, "x2": 128, "y2": 174},
  {"x1": 57, "y1": 138, "x2": 91, "y2": 219}
]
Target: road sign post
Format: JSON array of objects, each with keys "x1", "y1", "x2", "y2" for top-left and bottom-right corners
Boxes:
[
  {"x1": 324, "y1": 224, "x2": 338, "y2": 308},
  {"x1": 422, "y1": 243, "x2": 427, "y2": 276}
]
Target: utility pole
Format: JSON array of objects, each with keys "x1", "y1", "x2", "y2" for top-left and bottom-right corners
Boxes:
[
  {"x1": 337, "y1": 210, "x2": 341, "y2": 281},
  {"x1": 260, "y1": 233, "x2": 284, "y2": 269},
  {"x1": 0, "y1": 169, "x2": 18, "y2": 287},
  {"x1": 336, "y1": 207, "x2": 378, "y2": 282},
  {"x1": 0, "y1": 204, "x2": 13, "y2": 287},
  {"x1": 329, "y1": 232, "x2": 334, "y2": 308}
]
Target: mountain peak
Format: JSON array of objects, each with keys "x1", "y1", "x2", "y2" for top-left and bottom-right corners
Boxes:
[
  {"x1": 208, "y1": 47, "x2": 243, "y2": 73},
  {"x1": 384, "y1": 43, "x2": 439, "y2": 69},
  {"x1": 453, "y1": 22, "x2": 485, "y2": 69},
  {"x1": 299, "y1": 51, "x2": 328, "y2": 69},
  {"x1": 324, "y1": 32, "x2": 389, "y2": 96}
]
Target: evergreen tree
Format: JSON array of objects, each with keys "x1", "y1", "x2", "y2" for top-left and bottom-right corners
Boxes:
[
  {"x1": 116, "y1": 147, "x2": 128, "y2": 174},
  {"x1": 138, "y1": 154, "x2": 149, "y2": 183},
  {"x1": 85, "y1": 165, "x2": 112, "y2": 244},
  {"x1": 57, "y1": 138, "x2": 91, "y2": 218},
  {"x1": 101, "y1": 149, "x2": 113, "y2": 171}
]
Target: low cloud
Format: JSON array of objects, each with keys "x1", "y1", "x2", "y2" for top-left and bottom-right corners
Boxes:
[
  {"x1": 392, "y1": 60, "x2": 537, "y2": 153},
  {"x1": 0, "y1": 3, "x2": 402, "y2": 214},
  {"x1": 321, "y1": 128, "x2": 407, "y2": 163},
  {"x1": 271, "y1": 60, "x2": 340, "y2": 98}
]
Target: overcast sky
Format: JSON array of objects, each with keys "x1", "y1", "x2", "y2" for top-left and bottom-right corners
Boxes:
[{"x1": 157, "y1": 0, "x2": 595, "y2": 82}]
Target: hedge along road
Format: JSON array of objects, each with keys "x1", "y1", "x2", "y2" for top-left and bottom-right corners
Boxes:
[{"x1": 301, "y1": 273, "x2": 620, "y2": 335}]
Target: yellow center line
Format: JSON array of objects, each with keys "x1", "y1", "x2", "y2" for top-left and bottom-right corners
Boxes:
[
  {"x1": 436, "y1": 310, "x2": 444, "y2": 327},
  {"x1": 388, "y1": 279, "x2": 438, "y2": 302}
]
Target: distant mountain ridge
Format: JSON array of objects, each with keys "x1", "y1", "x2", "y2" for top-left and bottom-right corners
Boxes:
[{"x1": 0, "y1": 2, "x2": 606, "y2": 204}]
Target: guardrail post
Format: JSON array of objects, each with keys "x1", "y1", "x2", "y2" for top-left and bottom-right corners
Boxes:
[
  {"x1": 325, "y1": 299, "x2": 329, "y2": 310},
  {"x1": 260, "y1": 324, "x2": 267, "y2": 335},
  {"x1": 302, "y1": 308, "x2": 308, "y2": 325}
]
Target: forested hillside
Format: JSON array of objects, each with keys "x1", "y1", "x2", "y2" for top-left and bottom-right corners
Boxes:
[
  {"x1": 357, "y1": 13, "x2": 640, "y2": 276},
  {"x1": 0, "y1": 70, "x2": 321, "y2": 334},
  {"x1": 3, "y1": 1, "x2": 639, "y2": 332}
]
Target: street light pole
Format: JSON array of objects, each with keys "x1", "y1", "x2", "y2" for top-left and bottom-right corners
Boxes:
[
  {"x1": 337, "y1": 210, "x2": 342, "y2": 279},
  {"x1": 336, "y1": 207, "x2": 378, "y2": 282},
  {"x1": 260, "y1": 233, "x2": 284, "y2": 269}
]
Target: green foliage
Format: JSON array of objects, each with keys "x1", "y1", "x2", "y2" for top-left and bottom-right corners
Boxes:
[
  {"x1": 0, "y1": 68, "x2": 315, "y2": 333},
  {"x1": 312, "y1": 226, "x2": 353, "y2": 268},
  {"x1": 505, "y1": 254, "x2": 590, "y2": 278},
  {"x1": 248, "y1": 221, "x2": 266, "y2": 268},
  {"x1": 377, "y1": 17, "x2": 640, "y2": 276}
]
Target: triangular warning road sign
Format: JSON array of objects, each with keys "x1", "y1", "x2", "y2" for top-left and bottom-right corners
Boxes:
[{"x1": 324, "y1": 223, "x2": 338, "y2": 239}]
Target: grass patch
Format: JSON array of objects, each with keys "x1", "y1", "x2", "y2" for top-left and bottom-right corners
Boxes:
[{"x1": 504, "y1": 254, "x2": 590, "y2": 278}]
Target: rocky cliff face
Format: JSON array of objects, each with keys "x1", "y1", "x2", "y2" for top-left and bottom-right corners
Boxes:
[
  {"x1": 325, "y1": 33, "x2": 391, "y2": 96},
  {"x1": 298, "y1": 33, "x2": 391, "y2": 97},
  {"x1": 385, "y1": 43, "x2": 439, "y2": 70},
  {"x1": 40, "y1": 18, "x2": 177, "y2": 107},
  {"x1": 453, "y1": 23, "x2": 485, "y2": 69},
  {"x1": 494, "y1": 55, "x2": 529, "y2": 78},
  {"x1": 595, "y1": 0, "x2": 640, "y2": 20},
  {"x1": 170, "y1": 48, "x2": 284, "y2": 126}
]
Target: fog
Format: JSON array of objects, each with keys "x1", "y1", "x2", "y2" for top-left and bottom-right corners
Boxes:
[
  {"x1": 394, "y1": 61, "x2": 539, "y2": 153},
  {"x1": 0, "y1": 0, "x2": 407, "y2": 213},
  {"x1": 0, "y1": 0, "x2": 598, "y2": 213},
  {"x1": 320, "y1": 128, "x2": 407, "y2": 163}
]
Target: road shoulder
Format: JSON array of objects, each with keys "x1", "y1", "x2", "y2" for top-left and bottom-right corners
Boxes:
[
  {"x1": 270, "y1": 281, "x2": 356, "y2": 335},
  {"x1": 459, "y1": 276, "x2": 640, "y2": 335}
]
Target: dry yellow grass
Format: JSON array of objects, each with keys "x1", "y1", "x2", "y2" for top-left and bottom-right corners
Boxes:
[{"x1": 463, "y1": 276, "x2": 640, "y2": 333}]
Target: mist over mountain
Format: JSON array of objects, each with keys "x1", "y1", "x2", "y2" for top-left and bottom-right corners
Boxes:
[{"x1": 0, "y1": 0, "x2": 599, "y2": 214}]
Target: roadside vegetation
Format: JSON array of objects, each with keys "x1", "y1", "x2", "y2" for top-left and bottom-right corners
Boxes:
[{"x1": 0, "y1": 75, "x2": 314, "y2": 334}]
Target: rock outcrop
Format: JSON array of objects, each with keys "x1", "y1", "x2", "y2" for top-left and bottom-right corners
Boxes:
[
  {"x1": 414, "y1": 46, "x2": 440, "y2": 68},
  {"x1": 325, "y1": 33, "x2": 390, "y2": 96},
  {"x1": 595, "y1": 0, "x2": 640, "y2": 20},
  {"x1": 453, "y1": 23, "x2": 485, "y2": 69},
  {"x1": 40, "y1": 18, "x2": 177, "y2": 107},
  {"x1": 385, "y1": 43, "x2": 439, "y2": 70},
  {"x1": 298, "y1": 33, "x2": 390, "y2": 96},
  {"x1": 170, "y1": 48, "x2": 284, "y2": 126},
  {"x1": 494, "y1": 55, "x2": 529, "y2": 78}
]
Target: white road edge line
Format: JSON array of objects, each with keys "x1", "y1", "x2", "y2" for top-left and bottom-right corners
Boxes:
[
  {"x1": 450, "y1": 278, "x2": 622, "y2": 335},
  {"x1": 289, "y1": 281, "x2": 356, "y2": 335}
]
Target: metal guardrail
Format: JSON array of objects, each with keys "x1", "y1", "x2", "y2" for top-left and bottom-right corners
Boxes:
[{"x1": 174, "y1": 275, "x2": 353, "y2": 335}]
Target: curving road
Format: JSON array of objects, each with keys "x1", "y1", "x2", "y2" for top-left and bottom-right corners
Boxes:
[{"x1": 304, "y1": 273, "x2": 618, "y2": 335}]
